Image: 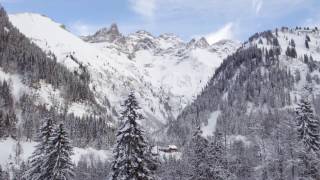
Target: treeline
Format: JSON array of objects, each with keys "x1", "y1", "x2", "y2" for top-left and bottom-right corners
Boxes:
[
  {"x1": 0, "y1": 79, "x2": 115, "y2": 149},
  {"x1": 0, "y1": 7, "x2": 94, "y2": 102},
  {"x1": 18, "y1": 92, "x2": 116, "y2": 149},
  {"x1": 169, "y1": 30, "x2": 320, "y2": 179},
  {"x1": 0, "y1": 6, "x2": 115, "y2": 147},
  {"x1": 0, "y1": 79, "x2": 17, "y2": 138},
  {"x1": 2, "y1": 92, "x2": 157, "y2": 180}
]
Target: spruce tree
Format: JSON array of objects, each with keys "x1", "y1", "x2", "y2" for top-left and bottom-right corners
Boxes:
[
  {"x1": 305, "y1": 40, "x2": 309, "y2": 49},
  {"x1": 184, "y1": 126, "x2": 210, "y2": 180},
  {"x1": 41, "y1": 123, "x2": 74, "y2": 180},
  {"x1": 296, "y1": 87, "x2": 320, "y2": 152},
  {"x1": 0, "y1": 165, "x2": 9, "y2": 180},
  {"x1": 24, "y1": 118, "x2": 55, "y2": 180},
  {"x1": 111, "y1": 92, "x2": 154, "y2": 180},
  {"x1": 206, "y1": 131, "x2": 231, "y2": 180}
]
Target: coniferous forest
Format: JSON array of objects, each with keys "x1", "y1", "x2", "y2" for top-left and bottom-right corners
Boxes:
[{"x1": 0, "y1": 2, "x2": 320, "y2": 180}]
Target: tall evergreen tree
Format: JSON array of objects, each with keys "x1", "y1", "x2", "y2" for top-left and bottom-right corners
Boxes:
[
  {"x1": 24, "y1": 118, "x2": 55, "y2": 180},
  {"x1": 111, "y1": 92, "x2": 154, "y2": 180},
  {"x1": 305, "y1": 39, "x2": 309, "y2": 49},
  {"x1": 184, "y1": 126, "x2": 210, "y2": 180},
  {"x1": 0, "y1": 165, "x2": 8, "y2": 180},
  {"x1": 206, "y1": 131, "x2": 231, "y2": 180},
  {"x1": 296, "y1": 86, "x2": 320, "y2": 152},
  {"x1": 41, "y1": 123, "x2": 74, "y2": 180}
]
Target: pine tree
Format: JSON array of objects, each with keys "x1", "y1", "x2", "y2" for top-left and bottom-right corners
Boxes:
[
  {"x1": 41, "y1": 123, "x2": 74, "y2": 180},
  {"x1": 306, "y1": 35, "x2": 311, "y2": 42},
  {"x1": 296, "y1": 86, "x2": 320, "y2": 152},
  {"x1": 206, "y1": 131, "x2": 231, "y2": 180},
  {"x1": 286, "y1": 46, "x2": 297, "y2": 58},
  {"x1": 290, "y1": 39, "x2": 296, "y2": 47},
  {"x1": 185, "y1": 126, "x2": 210, "y2": 180},
  {"x1": 305, "y1": 39, "x2": 309, "y2": 49},
  {"x1": 111, "y1": 92, "x2": 154, "y2": 180},
  {"x1": 0, "y1": 165, "x2": 9, "y2": 180},
  {"x1": 24, "y1": 118, "x2": 55, "y2": 180}
]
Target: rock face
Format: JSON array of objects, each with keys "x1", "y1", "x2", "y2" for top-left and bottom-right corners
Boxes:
[
  {"x1": 82, "y1": 23, "x2": 123, "y2": 43},
  {"x1": 187, "y1": 37, "x2": 210, "y2": 49}
]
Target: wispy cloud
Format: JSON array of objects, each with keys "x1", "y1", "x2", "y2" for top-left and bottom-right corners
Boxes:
[
  {"x1": 68, "y1": 21, "x2": 102, "y2": 36},
  {"x1": 128, "y1": 0, "x2": 156, "y2": 20},
  {"x1": 205, "y1": 23, "x2": 235, "y2": 44},
  {"x1": 252, "y1": 0, "x2": 263, "y2": 14}
]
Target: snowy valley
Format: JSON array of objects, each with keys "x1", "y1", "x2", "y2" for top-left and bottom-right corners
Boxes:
[{"x1": 0, "y1": 3, "x2": 320, "y2": 180}]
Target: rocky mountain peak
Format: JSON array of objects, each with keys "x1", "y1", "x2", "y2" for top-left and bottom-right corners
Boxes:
[
  {"x1": 109, "y1": 23, "x2": 119, "y2": 35},
  {"x1": 195, "y1": 37, "x2": 209, "y2": 48},
  {"x1": 186, "y1": 37, "x2": 209, "y2": 49},
  {"x1": 82, "y1": 23, "x2": 122, "y2": 43}
]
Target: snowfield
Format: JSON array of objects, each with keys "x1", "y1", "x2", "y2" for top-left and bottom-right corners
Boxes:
[{"x1": 201, "y1": 110, "x2": 221, "y2": 137}]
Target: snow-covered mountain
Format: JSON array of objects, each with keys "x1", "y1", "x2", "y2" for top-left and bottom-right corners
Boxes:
[
  {"x1": 81, "y1": 23, "x2": 123, "y2": 43},
  {"x1": 84, "y1": 24, "x2": 240, "y2": 119},
  {"x1": 2, "y1": 5, "x2": 320, "y2": 179},
  {"x1": 168, "y1": 27, "x2": 320, "y2": 179},
  {"x1": 8, "y1": 13, "x2": 239, "y2": 132}
]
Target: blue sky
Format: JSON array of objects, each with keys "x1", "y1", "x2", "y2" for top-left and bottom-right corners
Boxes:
[{"x1": 1, "y1": 0, "x2": 320, "y2": 44}]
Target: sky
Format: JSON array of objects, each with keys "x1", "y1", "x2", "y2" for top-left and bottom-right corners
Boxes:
[{"x1": 1, "y1": 0, "x2": 320, "y2": 44}]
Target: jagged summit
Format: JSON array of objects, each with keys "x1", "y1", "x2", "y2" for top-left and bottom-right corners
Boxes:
[
  {"x1": 187, "y1": 37, "x2": 209, "y2": 49},
  {"x1": 82, "y1": 23, "x2": 122, "y2": 43},
  {"x1": 83, "y1": 24, "x2": 238, "y2": 57},
  {"x1": 196, "y1": 37, "x2": 209, "y2": 48}
]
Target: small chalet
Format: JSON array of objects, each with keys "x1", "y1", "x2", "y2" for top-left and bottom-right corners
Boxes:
[{"x1": 158, "y1": 145, "x2": 178, "y2": 153}]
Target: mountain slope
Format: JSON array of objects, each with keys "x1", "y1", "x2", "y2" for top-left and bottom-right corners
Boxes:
[
  {"x1": 170, "y1": 27, "x2": 320, "y2": 179},
  {"x1": 86, "y1": 26, "x2": 240, "y2": 118},
  {"x1": 9, "y1": 13, "x2": 239, "y2": 131},
  {"x1": 9, "y1": 13, "x2": 172, "y2": 130}
]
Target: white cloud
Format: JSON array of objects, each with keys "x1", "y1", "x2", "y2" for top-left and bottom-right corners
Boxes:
[
  {"x1": 205, "y1": 23, "x2": 235, "y2": 44},
  {"x1": 68, "y1": 21, "x2": 101, "y2": 36},
  {"x1": 128, "y1": 0, "x2": 156, "y2": 20},
  {"x1": 252, "y1": 0, "x2": 263, "y2": 14}
]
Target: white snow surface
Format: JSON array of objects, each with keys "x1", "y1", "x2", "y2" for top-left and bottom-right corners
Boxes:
[
  {"x1": 201, "y1": 110, "x2": 221, "y2": 137},
  {"x1": 0, "y1": 68, "x2": 28, "y2": 101}
]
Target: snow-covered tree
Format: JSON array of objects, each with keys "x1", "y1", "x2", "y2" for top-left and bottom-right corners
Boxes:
[
  {"x1": 0, "y1": 165, "x2": 9, "y2": 180},
  {"x1": 296, "y1": 86, "x2": 320, "y2": 152},
  {"x1": 41, "y1": 123, "x2": 74, "y2": 180},
  {"x1": 111, "y1": 92, "x2": 154, "y2": 180},
  {"x1": 305, "y1": 39, "x2": 310, "y2": 49},
  {"x1": 184, "y1": 126, "x2": 210, "y2": 180},
  {"x1": 206, "y1": 131, "x2": 231, "y2": 180},
  {"x1": 24, "y1": 118, "x2": 55, "y2": 180}
]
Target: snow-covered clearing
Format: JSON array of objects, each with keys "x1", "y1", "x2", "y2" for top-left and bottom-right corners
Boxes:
[{"x1": 201, "y1": 110, "x2": 221, "y2": 137}]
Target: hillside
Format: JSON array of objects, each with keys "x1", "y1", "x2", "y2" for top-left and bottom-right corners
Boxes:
[{"x1": 169, "y1": 27, "x2": 320, "y2": 179}]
